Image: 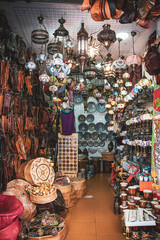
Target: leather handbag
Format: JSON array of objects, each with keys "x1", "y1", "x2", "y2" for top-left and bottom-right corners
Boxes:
[
  {"x1": 144, "y1": 46, "x2": 160, "y2": 75},
  {"x1": 148, "y1": 3, "x2": 160, "y2": 21},
  {"x1": 136, "y1": 17, "x2": 150, "y2": 28},
  {"x1": 0, "y1": 195, "x2": 23, "y2": 230},
  {"x1": 3, "y1": 93, "x2": 11, "y2": 116},
  {"x1": 138, "y1": 0, "x2": 156, "y2": 20},
  {"x1": 119, "y1": 10, "x2": 137, "y2": 23},
  {"x1": 115, "y1": 0, "x2": 126, "y2": 9}
]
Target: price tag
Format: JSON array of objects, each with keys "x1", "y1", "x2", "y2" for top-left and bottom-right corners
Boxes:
[
  {"x1": 139, "y1": 181, "x2": 153, "y2": 191},
  {"x1": 126, "y1": 174, "x2": 134, "y2": 183}
]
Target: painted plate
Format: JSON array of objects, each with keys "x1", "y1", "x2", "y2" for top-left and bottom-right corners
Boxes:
[
  {"x1": 95, "y1": 122, "x2": 105, "y2": 133},
  {"x1": 99, "y1": 141, "x2": 105, "y2": 147},
  {"x1": 81, "y1": 141, "x2": 88, "y2": 147},
  {"x1": 93, "y1": 141, "x2": 99, "y2": 147},
  {"x1": 78, "y1": 132, "x2": 83, "y2": 140},
  {"x1": 74, "y1": 93, "x2": 84, "y2": 104},
  {"x1": 87, "y1": 102, "x2": 96, "y2": 113},
  {"x1": 87, "y1": 114, "x2": 94, "y2": 123},
  {"x1": 91, "y1": 132, "x2": 99, "y2": 140},
  {"x1": 83, "y1": 132, "x2": 91, "y2": 140},
  {"x1": 88, "y1": 123, "x2": 95, "y2": 131},
  {"x1": 96, "y1": 103, "x2": 106, "y2": 113},
  {"x1": 99, "y1": 132, "x2": 107, "y2": 141},
  {"x1": 78, "y1": 123, "x2": 88, "y2": 133},
  {"x1": 105, "y1": 113, "x2": 113, "y2": 122},
  {"x1": 78, "y1": 115, "x2": 86, "y2": 122},
  {"x1": 88, "y1": 141, "x2": 94, "y2": 147}
]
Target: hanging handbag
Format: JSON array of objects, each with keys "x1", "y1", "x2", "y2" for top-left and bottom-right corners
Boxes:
[
  {"x1": 3, "y1": 93, "x2": 11, "y2": 116},
  {"x1": 115, "y1": 0, "x2": 126, "y2": 9},
  {"x1": 119, "y1": 10, "x2": 137, "y2": 23},
  {"x1": 147, "y1": 3, "x2": 160, "y2": 21},
  {"x1": 144, "y1": 45, "x2": 160, "y2": 75},
  {"x1": 138, "y1": 0, "x2": 156, "y2": 20}
]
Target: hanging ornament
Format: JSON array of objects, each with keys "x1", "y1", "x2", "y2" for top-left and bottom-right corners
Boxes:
[
  {"x1": 113, "y1": 38, "x2": 127, "y2": 74},
  {"x1": 25, "y1": 56, "x2": 36, "y2": 75},
  {"x1": 126, "y1": 31, "x2": 142, "y2": 70},
  {"x1": 39, "y1": 73, "x2": 50, "y2": 85},
  {"x1": 64, "y1": 36, "x2": 74, "y2": 55},
  {"x1": 36, "y1": 53, "x2": 47, "y2": 65}
]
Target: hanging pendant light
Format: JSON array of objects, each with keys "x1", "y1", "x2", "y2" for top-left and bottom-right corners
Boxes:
[
  {"x1": 54, "y1": 17, "x2": 69, "y2": 44},
  {"x1": 47, "y1": 34, "x2": 63, "y2": 55},
  {"x1": 31, "y1": 15, "x2": 49, "y2": 44},
  {"x1": 88, "y1": 36, "x2": 99, "y2": 59},
  {"x1": 126, "y1": 31, "x2": 142, "y2": 71},
  {"x1": 64, "y1": 36, "x2": 74, "y2": 55},
  {"x1": 84, "y1": 59, "x2": 97, "y2": 80},
  {"x1": 112, "y1": 38, "x2": 127, "y2": 74},
  {"x1": 25, "y1": 55, "x2": 36, "y2": 75},
  {"x1": 104, "y1": 53, "x2": 116, "y2": 80},
  {"x1": 97, "y1": 24, "x2": 116, "y2": 50},
  {"x1": 77, "y1": 22, "x2": 88, "y2": 72}
]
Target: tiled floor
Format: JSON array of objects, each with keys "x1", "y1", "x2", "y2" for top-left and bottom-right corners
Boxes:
[{"x1": 65, "y1": 173, "x2": 126, "y2": 240}]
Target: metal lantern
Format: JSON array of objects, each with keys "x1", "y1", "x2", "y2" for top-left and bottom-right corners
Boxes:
[
  {"x1": 77, "y1": 22, "x2": 88, "y2": 71},
  {"x1": 31, "y1": 15, "x2": 49, "y2": 44},
  {"x1": 64, "y1": 36, "x2": 73, "y2": 55},
  {"x1": 104, "y1": 53, "x2": 116, "y2": 80},
  {"x1": 54, "y1": 17, "x2": 69, "y2": 43},
  {"x1": 126, "y1": 31, "x2": 142, "y2": 70},
  {"x1": 113, "y1": 38, "x2": 127, "y2": 73},
  {"x1": 84, "y1": 60, "x2": 97, "y2": 80},
  {"x1": 97, "y1": 24, "x2": 116, "y2": 50},
  {"x1": 47, "y1": 35, "x2": 63, "y2": 55}
]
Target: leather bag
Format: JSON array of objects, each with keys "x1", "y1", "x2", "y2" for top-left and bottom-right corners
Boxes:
[{"x1": 144, "y1": 46, "x2": 160, "y2": 75}]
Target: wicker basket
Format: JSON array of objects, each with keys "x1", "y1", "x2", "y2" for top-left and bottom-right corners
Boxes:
[
  {"x1": 55, "y1": 184, "x2": 71, "y2": 195},
  {"x1": 24, "y1": 158, "x2": 55, "y2": 186},
  {"x1": 29, "y1": 189, "x2": 57, "y2": 204},
  {"x1": 16, "y1": 161, "x2": 28, "y2": 179},
  {"x1": 71, "y1": 179, "x2": 86, "y2": 199},
  {"x1": 102, "y1": 152, "x2": 114, "y2": 161},
  {"x1": 63, "y1": 189, "x2": 77, "y2": 208},
  {"x1": 26, "y1": 221, "x2": 67, "y2": 240}
]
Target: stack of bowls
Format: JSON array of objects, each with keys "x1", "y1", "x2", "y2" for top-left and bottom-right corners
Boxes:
[{"x1": 120, "y1": 182, "x2": 128, "y2": 213}]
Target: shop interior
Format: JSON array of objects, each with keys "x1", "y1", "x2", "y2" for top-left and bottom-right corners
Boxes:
[{"x1": 0, "y1": 0, "x2": 160, "y2": 239}]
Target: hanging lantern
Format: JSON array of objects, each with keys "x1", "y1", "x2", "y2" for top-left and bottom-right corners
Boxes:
[
  {"x1": 123, "y1": 72, "x2": 130, "y2": 80},
  {"x1": 64, "y1": 36, "x2": 74, "y2": 55},
  {"x1": 25, "y1": 56, "x2": 36, "y2": 75},
  {"x1": 54, "y1": 17, "x2": 69, "y2": 43},
  {"x1": 36, "y1": 53, "x2": 47, "y2": 65},
  {"x1": 84, "y1": 60, "x2": 97, "y2": 80},
  {"x1": 39, "y1": 73, "x2": 50, "y2": 85},
  {"x1": 110, "y1": 120, "x2": 116, "y2": 125},
  {"x1": 88, "y1": 36, "x2": 99, "y2": 59},
  {"x1": 47, "y1": 34, "x2": 63, "y2": 55},
  {"x1": 125, "y1": 81, "x2": 132, "y2": 88},
  {"x1": 117, "y1": 103, "x2": 125, "y2": 109},
  {"x1": 105, "y1": 103, "x2": 111, "y2": 109},
  {"x1": 97, "y1": 24, "x2": 116, "y2": 50},
  {"x1": 77, "y1": 22, "x2": 88, "y2": 71},
  {"x1": 139, "y1": 76, "x2": 152, "y2": 87},
  {"x1": 104, "y1": 53, "x2": 116, "y2": 80},
  {"x1": 113, "y1": 38, "x2": 127, "y2": 74},
  {"x1": 126, "y1": 31, "x2": 142, "y2": 70},
  {"x1": 111, "y1": 100, "x2": 117, "y2": 106},
  {"x1": 109, "y1": 109, "x2": 114, "y2": 114},
  {"x1": 31, "y1": 15, "x2": 49, "y2": 44}
]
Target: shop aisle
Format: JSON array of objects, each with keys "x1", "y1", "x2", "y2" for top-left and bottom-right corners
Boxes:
[{"x1": 65, "y1": 174, "x2": 125, "y2": 240}]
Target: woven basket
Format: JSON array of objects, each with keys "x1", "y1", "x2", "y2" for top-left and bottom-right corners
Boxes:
[
  {"x1": 26, "y1": 221, "x2": 67, "y2": 240},
  {"x1": 63, "y1": 189, "x2": 77, "y2": 208},
  {"x1": 54, "y1": 184, "x2": 71, "y2": 194},
  {"x1": 16, "y1": 161, "x2": 28, "y2": 179},
  {"x1": 71, "y1": 179, "x2": 86, "y2": 199},
  {"x1": 24, "y1": 158, "x2": 55, "y2": 186},
  {"x1": 29, "y1": 189, "x2": 57, "y2": 204}
]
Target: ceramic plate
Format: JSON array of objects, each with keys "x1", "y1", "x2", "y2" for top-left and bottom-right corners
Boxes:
[
  {"x1": 83, "y1": 132, "x2": 91, "y2": 140},
  {"x1": 87, "y1": 114, "x2": 94, "y2": 123},
  {"x1": 81, "y1": 141, "x2": 88, "y2": 147},
  {"x1": 87, "y1": 102, "x2": 96, "y2": 113},
  {"x1": 78, "y1": 141, "x2": 81, "y2": 146},
  {"x1": 74, "y1": 93, "x2": 84, "y2": 104},
  {"x1": 99, "y1": 132, "x2": 107, "y2": 141},
  {"x1": 108, "y1": 133, "x2": 115, "y2": 141},
  {"x1": 93, "y1": 141, "x2": 99, "y2": 147},
  {"x1": 96, "y1": 103, "x2": 106, "y2": 113},
  {"x1": 105, "y1": 122, "x2": 110, "y2": 131},
  {"x1": 95, "y1": 122, "x2": 105, "y2": 133},
  {"x1": 78, "y1": 132, "x2": 83, "y2": 140},
  {"x1": 99, "y1": 141, "x2": 105, "y2": 147},
  {"x1": 88, "y1": 141, "x2": 94, "y2": 147},
  {"x1": 98, "y1": 148, "x2": 107, "y2": 153},
  {"x1": 88, "y1": 148, "x2": 97, "y2": 154},
  {"x1": 78, "y1": 114, "x2": 86, "y2": 122},
  {"x1": 78, "y1": 123, "x2": 88, "y2": 133},
  {"x1": 105, "y1": 113, "x2": 113, "y2": 122},
  {"x1": 88, "y1": 123, "x2": 95, "y2": 131},
  {"x1": 91, "y1": 132, "x2": 99, "y2": 140}
]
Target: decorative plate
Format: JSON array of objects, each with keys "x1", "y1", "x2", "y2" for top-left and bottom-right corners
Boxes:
[
  {"x1": 95, "y1": 122, "x2": 105, "y2": 133},
  {"x1": 78, "y1": 115, "x2": 86, "y2": 122},
  {"x1": 78, "y1": 123, "x2": 88, "y2": 133},
  {"x1": 96, "y1": 103, "x2": 106, "y2": 113},
  {"x1": 81, "y1": 141, "x2": 88, "y2": 147},
  {"x1": 73, "y1": 93, "x2": 84, "y2": 104},
  {"x1": 49, "y1": 64, "x2": 58, "y2": 76},
  {"x1": 91, "y1": 132, "x2": 99, "y2": 140},
  {"x1": 99, "y1": 132, "x2": 107, "y2": 141},
  {"x1": 83, "y1": 132, "x2": 91, "y2": 140},
  {"x1": 108, "y1": 133, "x2": 115, "y2": 141},
  {"x1": 87, "y1": 114, "x2": 94, "y2": 123},
  {"x1": 105, "y1": 113, "x2": 113, "y2": 122},
  {"x1": 93, "y1": 141, "x2": 99, "y2": 147},
  {"x1": 88, "y1": 123, "x2": 95, "y2": 131},
  {"x1": 99, "y1": 141, "x2": 105, "y2": 147},
  {"x1": 88, "y1": 148, "x2": 97, "y2": 154},
  {"x1": 78, "y1": 132, "x2": 83, "y2": 140},
  {"x1": 88, "y1": 141, "x2": 94, "y2": 147},
  {"x1": 87, "y1": 102, "x2": 96, "y2": 113},
  {"x1": 98, "y1": 148, "x2": 107, "y2": 153}
]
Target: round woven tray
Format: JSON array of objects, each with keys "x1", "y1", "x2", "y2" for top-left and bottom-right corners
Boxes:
[
  {"x1": 29, "y1": 189, "x2": 57, "y2": 204},
  {"x1": 26, "y1": 222, "x2": 67, "y2": 240}
]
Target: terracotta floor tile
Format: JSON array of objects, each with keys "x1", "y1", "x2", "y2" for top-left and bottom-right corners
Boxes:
[
  {"x1": 96, "y1": 220, "x2": 121, "y2": 235},
  {"x1": 97, "y1": 234, "x2": 126, "y2": 240},
  {"x1": 66, "y1": 233, "x2": 96, "y2": 240},
  {"x1": 68, "y1": 221, "x2": 96, "y2": 235}
]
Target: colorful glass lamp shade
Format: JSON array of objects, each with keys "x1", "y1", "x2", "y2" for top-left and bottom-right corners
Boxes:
[
  {"x1": 126, "y1": 31, "x2": 142, "y2": 70},
  {"x1": 113, "y1": 38, "x2": 127, "y2": 73},
  {"x1": 97, "y1": 24, "x2": 116, "y2": 50},
  {"x1": 77, "y1": 22, "x2": 88, "y2": 72},
  {"x1": 104, "y1": 53, "x2": 116, "y2": 80}
]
